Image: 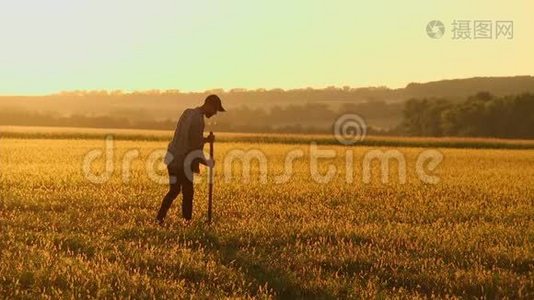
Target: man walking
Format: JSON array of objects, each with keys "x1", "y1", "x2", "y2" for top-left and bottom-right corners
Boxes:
[{"x1": 156, "y1": 94, "x2": 225, "y2": 224}]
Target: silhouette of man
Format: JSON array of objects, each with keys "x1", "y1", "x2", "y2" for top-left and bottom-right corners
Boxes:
[{"x1": 156, "y1": 94, "x2": 225, "y2": 224}]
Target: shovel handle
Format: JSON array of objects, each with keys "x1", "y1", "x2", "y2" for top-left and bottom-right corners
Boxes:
[{"x1": 207, "y1": 131, "x2": 214, "y2": 223}]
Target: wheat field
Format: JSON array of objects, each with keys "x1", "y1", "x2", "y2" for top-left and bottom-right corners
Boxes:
[{"x1": 0, "y1": 130, "x2": 533, "y2": 298}]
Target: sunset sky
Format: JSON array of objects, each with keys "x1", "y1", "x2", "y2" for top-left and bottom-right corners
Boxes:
[{"x1": 0, "y1": 0, "x2": 532, "y2": 95}]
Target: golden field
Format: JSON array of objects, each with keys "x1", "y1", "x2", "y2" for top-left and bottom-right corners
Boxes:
[{"x1": 0, "y1": 129, "x2": 533, "y2": 298}]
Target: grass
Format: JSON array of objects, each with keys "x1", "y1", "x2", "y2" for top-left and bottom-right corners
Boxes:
[
  {"x1": 0, "y1": 127, "x2": 533, "y2": 298},
  {"x1": 2, "y1": 125, "x2": 534, "y2": 149}
]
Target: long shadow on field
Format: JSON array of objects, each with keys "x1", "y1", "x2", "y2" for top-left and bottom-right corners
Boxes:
[{"x1": 196, "y1": 228, "x2": 338, "y2": 299}]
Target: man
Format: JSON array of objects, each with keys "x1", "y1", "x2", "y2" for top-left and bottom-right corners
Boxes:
[{"x1": 156, "y1": 94, "x2": 225, "y2": 224}]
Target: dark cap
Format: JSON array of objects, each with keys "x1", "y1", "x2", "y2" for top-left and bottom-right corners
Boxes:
[{"x1": 204, "y1": 94, "x2": 226, "y2": 112}]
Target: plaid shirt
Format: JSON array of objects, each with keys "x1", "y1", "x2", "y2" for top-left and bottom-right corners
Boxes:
[{"x1": 164, "y1": 107, "x2": 205, "y2": 172}]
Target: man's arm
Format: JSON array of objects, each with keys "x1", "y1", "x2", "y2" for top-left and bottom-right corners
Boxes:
[
  {"x1": 164, "y1": 110, "x2": 189, "y2": 166},
  {"x1": 188, "y1": 116, "x2": 204, "y2": 150},
  {"x1": 188, "y1": 114, "x2": 207, "y2": 165}
]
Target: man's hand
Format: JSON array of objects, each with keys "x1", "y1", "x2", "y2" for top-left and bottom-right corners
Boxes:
[
  {"x1": 204, "y1": 134, "x2": 215, "y2": 144},
  {"x1": 204, "y1": 135, "x2": 215, "y2": 143},
  {"x1": 203, "y1": 158, "x2": 215, "y2": 168}
]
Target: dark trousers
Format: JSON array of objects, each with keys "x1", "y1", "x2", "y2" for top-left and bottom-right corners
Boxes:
[{"x1": 156, "y1": 165, "x2": 194, "y2": 221}]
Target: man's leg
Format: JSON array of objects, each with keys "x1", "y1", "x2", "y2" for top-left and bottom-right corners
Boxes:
[
  {"x1": 156, "y1": 167, "x2": 181, "y2": 224},
  {"x1": 180, "y1": 169, "x2": 194, "y2": 220}
]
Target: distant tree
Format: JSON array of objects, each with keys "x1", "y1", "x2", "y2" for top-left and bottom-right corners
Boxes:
[{"x1": 400, "y1": 98, "x2": 450, "y2": 136}]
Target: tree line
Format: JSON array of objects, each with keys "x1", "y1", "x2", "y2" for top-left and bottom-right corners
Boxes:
[
  {"x1": 0, "y1": 102, "x2": 395, "y2": 134},
  {"x1": 1, "y1": 92, "x2": 532, "y2": 139},
  {"x1": 398, "y1": 92, "x2": 534, "y2": 138}
]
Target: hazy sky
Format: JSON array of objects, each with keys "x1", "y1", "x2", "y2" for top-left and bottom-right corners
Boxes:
[{"x1": 0, "y1": 0, "x2": 532, "y2": 95}]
